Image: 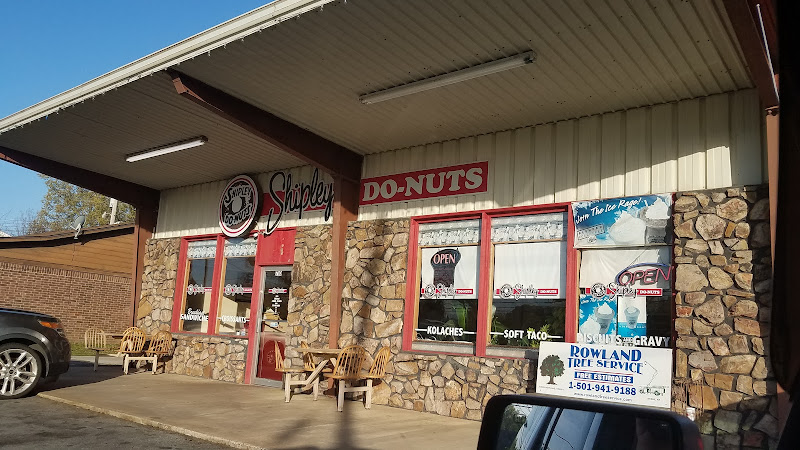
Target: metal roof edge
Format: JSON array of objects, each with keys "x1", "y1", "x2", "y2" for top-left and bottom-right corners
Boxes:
[
  {"x1": 0, "y1": 223, "x2": 135, "y2": 243},
  {"x1": 0, "y1": 0, "x2": 336, "y2": 134}
]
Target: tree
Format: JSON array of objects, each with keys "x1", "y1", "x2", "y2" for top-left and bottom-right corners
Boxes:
[
  {"x1": 540, "y1": 354, "x2": 565, "y2": 385},
  {"x1": 0, "y1": 209, "x2": 38, "y2": 236},
  {"x1": 26, "y1": 175, "x2": 136, "y2": 234}
]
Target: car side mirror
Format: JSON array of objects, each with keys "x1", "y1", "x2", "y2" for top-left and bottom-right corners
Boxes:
[{"x1": 477, "y1": 394, "x2": 702, "y2": 450}]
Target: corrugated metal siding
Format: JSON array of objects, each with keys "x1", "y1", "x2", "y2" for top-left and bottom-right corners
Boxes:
[
  {"x1": 358, "y1": 89, "x2": 764, "y2": 221},
  {"x1": 155, "y1": 165, "x2": 334, "y2": 238},
  {"x1": 156, "y1": 89, "x2": 763, "y2": 237}
]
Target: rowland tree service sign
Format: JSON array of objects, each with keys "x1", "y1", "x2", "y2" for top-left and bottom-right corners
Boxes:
[
  {"x1": 360, "y1": 161, "x2": 489, "y2": 205},
  {"x1": 219, "y1": 175, "x2": 260, "y2": 237},
  {"x1": 535, "y1": 341, "x2": 672, "y2": 409}
]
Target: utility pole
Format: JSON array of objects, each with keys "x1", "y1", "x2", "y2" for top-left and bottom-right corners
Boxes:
[{"x1": 109, "y1": 198, "x2": 119, "y2": 225}]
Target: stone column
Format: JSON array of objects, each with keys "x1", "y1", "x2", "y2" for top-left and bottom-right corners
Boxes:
[{"x1": 672, "y1": 186, "x2": 777, "y2": 449}]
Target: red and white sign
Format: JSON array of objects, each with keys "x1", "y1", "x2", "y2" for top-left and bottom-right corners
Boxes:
[
  {"x1": 537, "y1": 288, "x2": 560, "y2": 296},
  {"x1": 494, "y1": 287, "x2": 559, "y2": 298},
  {"x1": 219, "y1": 175, "x2": 260, "y2": 237},
  {"x1": 360, "y1": 161, "x2": 489, "y2": 205},
  {"x1": 636, "y1": 288, "x2": 663, "y2": 296}
]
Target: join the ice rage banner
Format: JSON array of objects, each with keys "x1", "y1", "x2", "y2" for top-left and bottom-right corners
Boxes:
[{"x1": 572, "y1": 194, "x2": 672, "y2": 248}]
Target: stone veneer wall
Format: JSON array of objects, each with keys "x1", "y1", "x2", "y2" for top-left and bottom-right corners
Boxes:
[
  {"x1": 165, "y1": 335, "x2": 248, "y2": 383},
  {"x1": 285, "y1": 225, "x2": 333, "y2": 368},
  {"x1": 336, "y1": 219, "x2": 530, "y2": 420},
  {"x1": 672, "y1": 186, "x2": 777, "y2": 449},
  {"x1": 137, "y1": 238, "x2": 180, "y2": 334},
  {"x1": 136, "y1": 237, "x2": 248, "y2": 383}
]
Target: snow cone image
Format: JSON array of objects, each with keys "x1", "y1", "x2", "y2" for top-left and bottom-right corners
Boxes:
[
  {"x1": 643, "y1": 197, "x2": 670, "y2": 244},
  {"x1": 608, "y1": 210, "x2": 646, "y2": 245},
  {"x1": 625, "y1": 305, "x2": 640, "y2": 328},
  {"x1": 595, "y1": 302, "x2": 615, "y2": 334}
]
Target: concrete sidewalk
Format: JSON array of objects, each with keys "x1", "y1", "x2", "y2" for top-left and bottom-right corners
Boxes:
[{"x1": 37, "y1": 360, "x2": 480, "y2": 449}]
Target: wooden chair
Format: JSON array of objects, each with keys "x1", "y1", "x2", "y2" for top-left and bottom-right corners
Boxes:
[
  {"x1": 119, "y1": 327, "x2": 146, "y2": 375},
  {"x1": 299, "y1": 341, "x2": 331, "y2": 401},
  {"x1": 324, "y1": 345, "x2": 368, "y2": 411},
  {"x1": 143, "y1": 330, "x2": 173, "y2": 374},
  {"x1": 360, "y1": 346, "x2": 391, "y2": 409},
  {"x1": 84, "y1": 327, "x2": 107, "y2": 372},
  {"x1": 274, "y1": 341, "x2": 313, "y2": 402}
]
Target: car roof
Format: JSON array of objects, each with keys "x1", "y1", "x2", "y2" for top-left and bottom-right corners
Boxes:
[{"x1": 0, "y1": 307, "x2": 58, "y2": 321}]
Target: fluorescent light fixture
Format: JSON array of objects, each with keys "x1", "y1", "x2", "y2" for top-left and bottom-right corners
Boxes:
[
  {"x1": 359, "y1": 51, "x2": 536, "y2": 104},
  {"x1": 126, "y1": 136, "x2": 207, "y2": 162}
]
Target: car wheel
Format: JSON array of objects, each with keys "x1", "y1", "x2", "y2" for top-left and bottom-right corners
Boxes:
[{"x1": 0, "y1": 343, "x2": 43, "y2": 399}]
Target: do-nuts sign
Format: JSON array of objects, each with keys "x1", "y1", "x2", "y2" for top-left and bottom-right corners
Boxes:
[
  {"x1": 360, "y1": 161, "x2": 488, "y2": 205},
  {"x1": 219, "y1": 175, "x2": 260, "y2": 237}
]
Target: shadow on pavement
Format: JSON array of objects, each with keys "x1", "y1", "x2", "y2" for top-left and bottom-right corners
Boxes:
[{"x1": 37, "y1": 360, "x2": 125, "y2": 393}]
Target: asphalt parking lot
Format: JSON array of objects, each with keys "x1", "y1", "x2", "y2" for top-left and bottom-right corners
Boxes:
[{"x1": 0, "y1": 395, "x2": 227, "y2": 450}]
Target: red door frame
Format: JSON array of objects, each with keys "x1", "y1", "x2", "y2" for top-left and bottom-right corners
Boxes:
[{"x1": 244, "y1": 228, "x2": 296, "y2": 384}]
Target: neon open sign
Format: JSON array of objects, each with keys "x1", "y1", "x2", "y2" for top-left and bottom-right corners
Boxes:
[{"x1": 615, "y1": 263, "x2": 672, "y2": 286}]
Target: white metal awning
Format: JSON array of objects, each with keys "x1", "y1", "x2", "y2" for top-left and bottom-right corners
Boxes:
[{"x1": 0, "y1": 0, "x2": 753, "y2": 190}]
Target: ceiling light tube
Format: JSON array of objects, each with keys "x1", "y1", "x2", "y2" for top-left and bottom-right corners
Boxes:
[
  {"x1": 126, "y1": 136, "x2": 208, "y2": 162},
  {"x1": 359, "y1": 51, "x2": 536, "y2": 104}
]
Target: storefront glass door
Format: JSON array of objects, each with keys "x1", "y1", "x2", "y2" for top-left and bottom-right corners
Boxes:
[{"x1": 253, "y1": 266, "x2": 292, "y2": 386}]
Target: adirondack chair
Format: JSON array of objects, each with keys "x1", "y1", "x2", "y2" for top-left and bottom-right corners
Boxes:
[
  {"x1": 324, "y1": 345, "x2": 368, "y2": 411},
  {"x1": 119, "y1": 327, "x2": 146, "y2": 375},
  {"x1": 274, "y1": 341, "x2": 312, "y2": 402},
  {"x1": 360, "y1": 346, "x2": 391, "y2": 409},
  {"x1": 144, "y1": 330, "x2": 173, "y2": 374},
  {"x1": 83, "y1": 327, "x2": 107, "y2": 372}
]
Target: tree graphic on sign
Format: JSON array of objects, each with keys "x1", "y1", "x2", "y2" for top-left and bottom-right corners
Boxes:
[{"x1": 540, "y1": 354, "x2": 565, "y2": 385}]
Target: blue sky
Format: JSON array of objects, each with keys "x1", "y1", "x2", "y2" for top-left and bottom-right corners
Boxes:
[{"x1": 0, "y1": 1, "x2": 270, "y2": 233}]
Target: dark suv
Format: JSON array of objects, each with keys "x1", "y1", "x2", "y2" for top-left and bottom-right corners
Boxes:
[{"x1": 0, "y1": 308, "x2": 71, "y2": 399}]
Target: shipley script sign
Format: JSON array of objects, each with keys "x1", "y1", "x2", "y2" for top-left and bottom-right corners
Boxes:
[
  {"x1": 360, "y1": 161, "x2": 489, "y2": 205},
  {"x1": 219, "y1": 169, "x2": 334, "y2": 236}
]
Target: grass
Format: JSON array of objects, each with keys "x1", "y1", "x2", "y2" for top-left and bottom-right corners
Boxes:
[{"x1": 70, "y1": 342, "x2": 115, "y2": 356}]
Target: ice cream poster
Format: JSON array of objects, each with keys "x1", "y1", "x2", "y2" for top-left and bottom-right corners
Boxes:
[
  {"x1": 579, "y1": 294, "x2": 617, "y2": 337},
  {"x1": 572, "y1": 195, "x2": 672, "y2": 248},
  {"x1": 419, "y1": 246, "x2": 479, "y2": 299},
  {"x1": 617, "y1": 297, "x2": 647, "y2": 337}
]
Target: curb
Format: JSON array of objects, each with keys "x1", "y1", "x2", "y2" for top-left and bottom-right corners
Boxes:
[{"x1": 38, "y1": 393, "x2": 266, "y2": 450}]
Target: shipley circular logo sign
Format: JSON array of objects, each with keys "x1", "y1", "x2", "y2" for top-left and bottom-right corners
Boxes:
[{"x1": 219, "y1": 175, "x2": 260, "y2": 237}]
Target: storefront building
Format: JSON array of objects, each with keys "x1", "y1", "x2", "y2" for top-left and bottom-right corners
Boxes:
[
  {"x1": 0, "y1": 1, "x2": 782, "y2": 448},
  {"x1": 137, "y1": 88, "x2": 777, "y2": 443}
]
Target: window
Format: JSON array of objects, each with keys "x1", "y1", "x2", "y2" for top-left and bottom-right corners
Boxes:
[
  {"x1": 217, "y1": 237, "x2": 257, "y2": 335},
  {"x1": 489, "y1": 214, "x2": 567, "y2": 349},
  {"x1": 577, "y1": 247, "x2": 672, "y2": 348},
  {"x1": 179, "y1": 240, "x2": 217, "y2": 333},
  {"x1": 173, "y1": 235, "x2": 259, "y2": 337},
  {"x1": 405, "y1": 206, "x2": 576, "y2": 356},
  {"x1": 415, "y1": 219, "x2": 480, "y2": 343}
]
